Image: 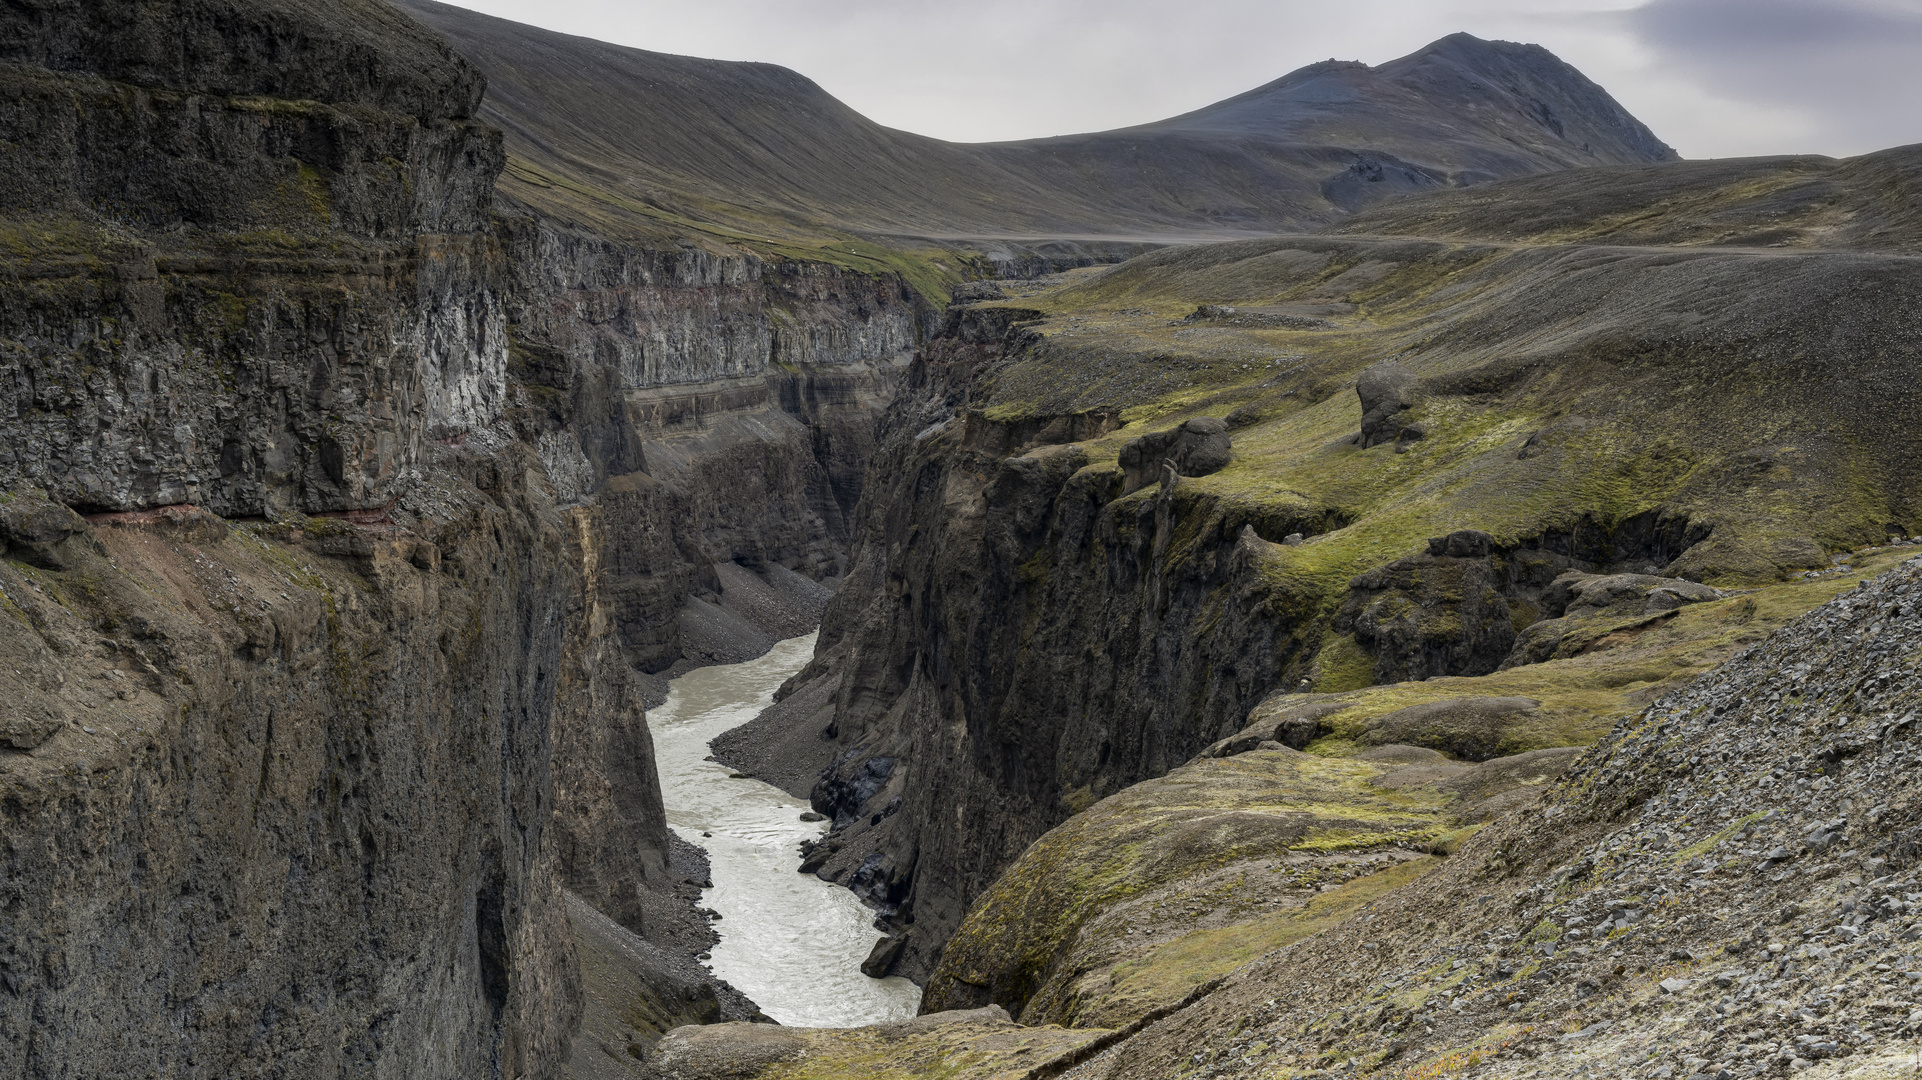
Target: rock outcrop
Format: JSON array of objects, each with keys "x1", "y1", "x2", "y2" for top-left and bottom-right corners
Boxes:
[
  {"x1": 494, "y1": 214, "x2": 924, "y2": 695},
  {"x1": 1354, "y1": 361, "x2": 1424, "y2": 448},
  {"x1": 0, "y1": 3, "x2": 612, "y2": 1071},
  {"x1": 1117, "y1": 416, "x2": 1233, "y2": 494},
  {"x1": 757, "y1": 329, "x2": 1334, "y2": 984}
]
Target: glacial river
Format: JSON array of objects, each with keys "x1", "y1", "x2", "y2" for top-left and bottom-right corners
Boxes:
[{"x1": 649, "y1": 632, "x2": 923, "y2": 1026}]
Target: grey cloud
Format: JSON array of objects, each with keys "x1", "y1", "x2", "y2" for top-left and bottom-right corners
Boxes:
[
  {"x1": 1632, "y1": 0, "x2": 1922, "y2": 51},
  {"x1": 1625, "y1": 0, "x2": 1922, "y2": 154}
]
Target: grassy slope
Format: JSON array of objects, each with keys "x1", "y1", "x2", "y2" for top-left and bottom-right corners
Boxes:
[
  {"x1": 918, "y1": 545, "x2": 1911, "y2": 1029},
  {"x1": 1329, "y1": 145, "x2": 1922, "y2": 252},
  {"x1": 927, "y1": 749, "x2": 1455, "y2": 1015},
  {"x1": 938, "y1": 229, "x2": 1922, "y2": 754},
  {"x1": 974, "y1": 234, "x2": 1921, "y2": 594}
]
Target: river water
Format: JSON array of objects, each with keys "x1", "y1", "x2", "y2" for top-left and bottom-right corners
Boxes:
[{"x1": 648, "y1": 632, "x2": 923, "y2": 1026}]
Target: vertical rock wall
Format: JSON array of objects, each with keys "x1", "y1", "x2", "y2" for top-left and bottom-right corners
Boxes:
[
  {"x1": 496, "y1": 213, "x2": 928, "y2": 691},
  {"x1": 0, "y1": 4, "x2": 589, "y2": 1075},
  {"x1": 771, "y1": 314, "x2": 1314, "y2": 983}
]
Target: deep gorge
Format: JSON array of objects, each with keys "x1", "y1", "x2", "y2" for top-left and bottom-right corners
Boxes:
[
  {"x1": 0, "y1": 3, "x2": 934, "y2": 1071},
  {"x1": 9, "y1": 2, "x2": 1922, "y2": 1079}
]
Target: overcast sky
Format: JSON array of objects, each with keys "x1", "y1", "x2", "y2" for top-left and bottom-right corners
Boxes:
[{"x1": 440, "y1": 0, "x2": 1922, "y2": 159}]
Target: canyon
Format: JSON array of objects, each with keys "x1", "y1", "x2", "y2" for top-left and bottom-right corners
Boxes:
[{"x1": 2, "y1": 1, "x2": 1919, "y2": 1079}]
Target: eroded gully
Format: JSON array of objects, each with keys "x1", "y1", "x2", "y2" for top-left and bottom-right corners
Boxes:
[{"x1": 648, "y1": 632, "x2": 923, "y2": 1025}]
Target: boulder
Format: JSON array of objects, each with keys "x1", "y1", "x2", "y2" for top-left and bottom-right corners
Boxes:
[
  {"x1": 1427, "y1": 529, "x2": 1497, "y2": 558},
  {"x1": 1119, "y1": 416, "x2": 1233, "y2": 493},
  {"x1": 1355, "y1": 361, "x2": 1422, "y2": 448},
  {"x1": 1204, "y1": 699, "x2": 1353, "y2": 757},
  {"x1": 1545, "y1": 571, "x2": 1720, "y2": 618},
  {"x1": 0, "y1": 493, "x2": 89, "y2": 569},
  {"x1": 1357, "y1": 697, "x2": 1542, "y2": 761},
  {"x1": 862, "y1": 931, "x2": 911, "y2": 978},
  {"x1": 0, "y1": 712, "x2": 63, "y2": 751}
]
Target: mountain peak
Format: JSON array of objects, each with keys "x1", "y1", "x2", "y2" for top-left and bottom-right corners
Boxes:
[{"x1": 1144, "y1": 33, "x2": 1676, "y2": 167}]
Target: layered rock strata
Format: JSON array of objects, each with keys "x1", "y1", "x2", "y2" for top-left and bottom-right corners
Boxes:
[
  {"x1": 0, "y1": 2, "x2": 593, "y2": 1072},
  {"x1": 492, "y1": 213, "x2": 925, "y2": 694}
]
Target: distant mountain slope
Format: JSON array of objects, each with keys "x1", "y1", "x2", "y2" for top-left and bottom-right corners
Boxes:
[
  {"x1": 1138, "y1": 33, "x2": 1674, "y2": 174},
  {"x1": 391, "y1": 0, "x2": 1675, "y2": 245},
  {"x1": 1331, "y1": 144, "x2": 1922, "y2": 251}
]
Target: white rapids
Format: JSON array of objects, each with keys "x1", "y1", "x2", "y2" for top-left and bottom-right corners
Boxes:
[{"x1": 647, "y1": 632, "x2": 922, "y2": 1027}]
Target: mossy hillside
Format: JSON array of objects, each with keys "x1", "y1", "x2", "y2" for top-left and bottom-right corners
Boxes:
[
  {"x1": 650, "y1": 1014, "x2": 1107, "y2": 1080},
  {"x1": 946, "y1": 235, "x2": 1920, "y2": 718},
  {"x1": 500, "y1": 155, "x2": 983, "y2": 305},
  {"x1": 1275, "y1": 543, "x2": 1918, "y2": 759},
  {"x1": 1330, "y1": 147, "x2": 1922, "y2": 252},
  {"x1": 903, "y1": 232, "x2": 1921, "y2": 1027},
  {"x1": 1054, "y1": 856, "x2": 1444, "y2": 1032},
  {"x1": 917, "y1": 549, "x2": 1911, "y2": 1031},
  {"x1": 1011, "y1": 336, "x2": 1835, "y2": 571},
  {"x1": 923, "y1": 750, "x2": 1453, "y2": 1022}
]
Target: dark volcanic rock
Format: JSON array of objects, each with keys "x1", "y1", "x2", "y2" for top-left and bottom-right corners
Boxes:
[
  {"x1": 752, "y1": 329, "x2": 1338, "y2": 983},
  {"x1": 1206, "y1": 699, "x2": 1355, "y2": 757},
  {"x1": 1336, "y1": 517, "x2": 1710, "y2": 684},
  {"x1": 1356, "y1": 696, "x2": 1543, "y2": 761},
  {"x1": 1119, "y1": 416, "x2": 1234, "y2": 494},
  {"x1": 1079, "y1": 556, "x2": 1922, "y2": 1080},
  {"x1": 499, "y1": 216, "x2": 922, "y2": 688},
  {"x1": 861, "y1": 932, "x2": 912, "y2": 979},
  {"x1": 1356, "y1": 361, "x2": 1424, "y2": 448},
  {"x1": 0, "y1": 1, "x2": 812, "y2": 1071},
  {"x1": 0, "y1": 0, "x2": 485, "y2": 120}
]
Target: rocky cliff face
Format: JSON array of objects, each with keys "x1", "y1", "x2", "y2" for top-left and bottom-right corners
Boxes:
[
  {"x1": 759, "y1": 310, "x2": 1321, "y2": 983},
  {"x1": 0, "y1": 484, "x2": 581, "y2": 1079},
  {"x1": 493, "y1": 211, "x2": 927, "y2": 694},
  {"x1": 0, "y1": 3, "x2": 592, "y2": 1074},
  {"x1": 0, "y1": 9, "x2": 503, "y2": 516},
  {"x1": 0, "y1": 0, "x2": 942, "y2": 1070}
]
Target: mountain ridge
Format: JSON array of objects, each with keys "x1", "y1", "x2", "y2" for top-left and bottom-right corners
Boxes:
[{"x1": 390, "y1": 0, "x2": 1677, "y2": 248}]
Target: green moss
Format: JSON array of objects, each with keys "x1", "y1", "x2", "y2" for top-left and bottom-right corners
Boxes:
[
  {"x1": 295, "y1": 162, "x2": 332, "y2": 222},
  {"x1": 750, "y1": 1019, "x2": 1106, "y2": 1080},
  {"x1": 929, "y1": 750, "x2": 1453, "y2": 1025},
  {"x1": 1083, "y1": 857, "x2": 1442, "y2": 1028},
  {"x1": 1672, "y1": 811, "x2": 1770, "y2": 863}
]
